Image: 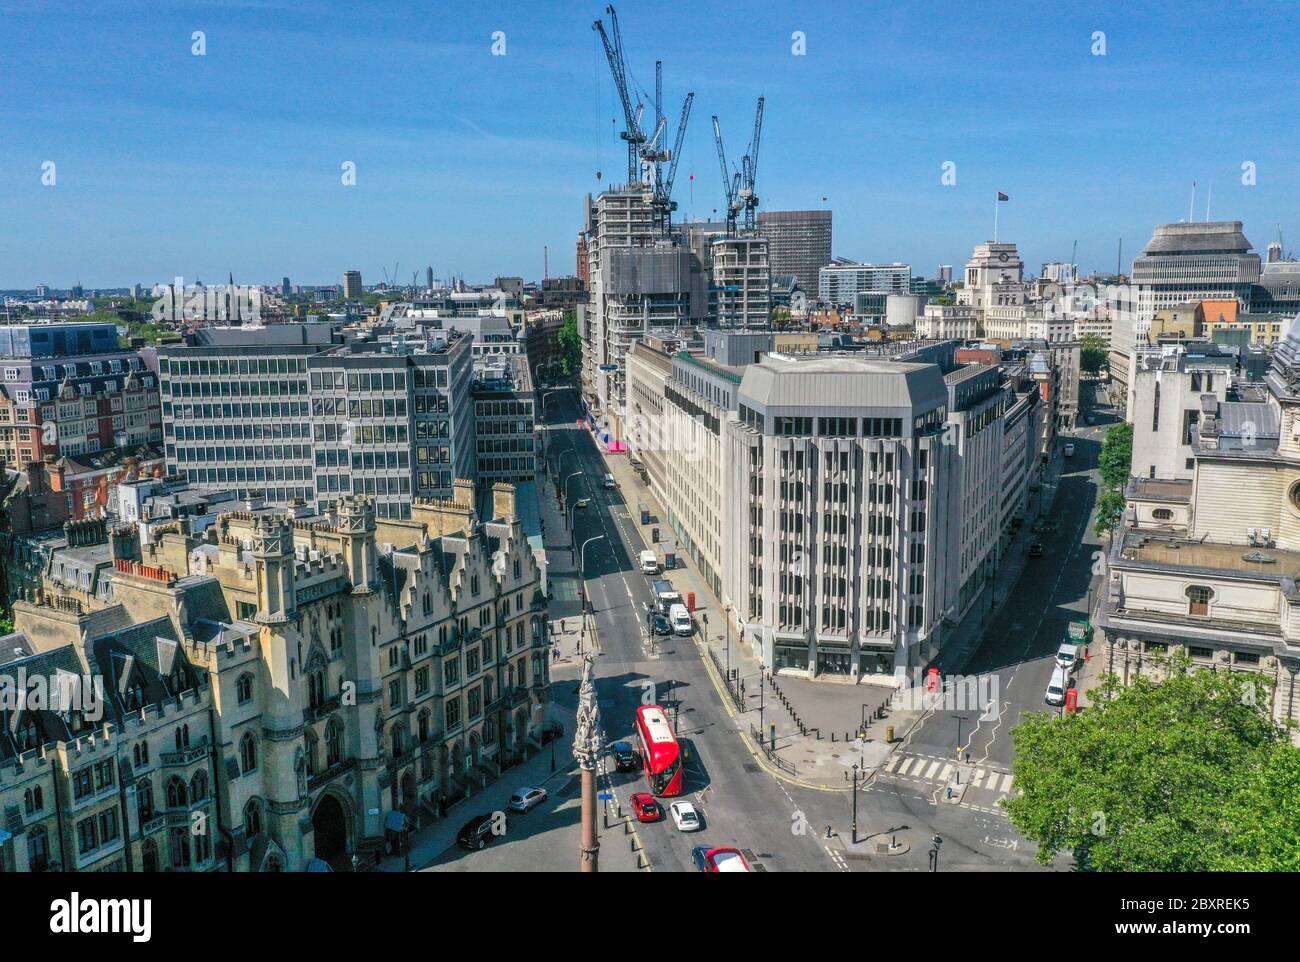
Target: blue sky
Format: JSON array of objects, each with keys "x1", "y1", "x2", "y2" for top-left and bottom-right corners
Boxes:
[{"x1": 2, "y1": 0, "x2": 1298, "y2": 289}]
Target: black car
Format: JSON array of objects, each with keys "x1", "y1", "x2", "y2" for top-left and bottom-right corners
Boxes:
[
  {"x1": 690, "y1": 846, "x2": 711, "y2": 872},
  {"x1": 456, "y1": 812, "x2": 507, "y2": 850},
  {"x1": 610, "y1": 741, "x2": 641, "y2": 773},
  {"x1": 651, "y1": 613, "x2": 672, "y2": 636}
]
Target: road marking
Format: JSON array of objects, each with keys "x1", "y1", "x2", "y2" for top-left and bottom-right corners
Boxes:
[{"x1": 924, "y1": 760, "x2": 941, "y2": 779}]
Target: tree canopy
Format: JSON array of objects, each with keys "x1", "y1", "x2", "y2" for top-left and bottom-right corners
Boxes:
[
  {"x1": 1005, "y1": 662, "x2": 1300, "y2": 871},
  {"x1": 1080, "y1": 334, "x2": 1108, "y2": 376},
  {"x1": 557, "y1": 311, "x2": 582, "y2": 378}
]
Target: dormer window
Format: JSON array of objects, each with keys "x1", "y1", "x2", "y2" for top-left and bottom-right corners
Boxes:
[{"x1": 1186, "y1": 585, "x2": 1213, "y2": 617}]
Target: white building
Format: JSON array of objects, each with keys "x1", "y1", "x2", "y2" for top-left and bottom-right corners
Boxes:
[{"x1": 819, "y1": 261, "x2": 912, "y2": 305}]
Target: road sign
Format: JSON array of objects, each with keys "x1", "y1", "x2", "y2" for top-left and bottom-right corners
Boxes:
[{"x1": 597, "y1": 791, "x2": 613, "y2": 801}]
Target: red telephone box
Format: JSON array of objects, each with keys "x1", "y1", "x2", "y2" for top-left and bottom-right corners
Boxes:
[
  {"x1": 925, "y1": 667, "x2": 940, "y2": 693},
  {"x1": 1065, "y1": 688, "x2": 1079, "y2": 714},
  {"x1": 687, "y1": 592, "x2": 696, "y2": 611}
]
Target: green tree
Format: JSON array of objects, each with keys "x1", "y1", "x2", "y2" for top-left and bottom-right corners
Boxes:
[
  {"x1": 1005, "y1": 663, "x2": 1297, "y2": 871},
  {"x1": 1093, "y1": 488, "x2": 1126, "y2": 536},
  {"x1": 1080, "y1": 334, "x2": 1108, "y2": 377},
  {"x1": 1097, "y1": 422, "x2": 1133, "y2": 490},
  {"x1": 557, "y1": 311, "x2": 582, "y2": 379}
]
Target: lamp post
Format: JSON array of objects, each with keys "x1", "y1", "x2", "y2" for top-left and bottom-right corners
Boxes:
[
  {"x1": 851, "y1": 764, "x2": 860, "y2": 844},
  {"x1": 555, "y1": 449, "x2": 577, "y2": 497},
  {"x1": 577, "y1": 535, "x2": 606, "y2": 655},
  {"x1": 573, "y1": 654, "x2": 603, "y2": 873}
]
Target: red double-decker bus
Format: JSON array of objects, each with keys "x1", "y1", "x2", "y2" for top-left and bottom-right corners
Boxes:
[{"x1": 634, "y1": 705, "x2": 682, "y2": 796}]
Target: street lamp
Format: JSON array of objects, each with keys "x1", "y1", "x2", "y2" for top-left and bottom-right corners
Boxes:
[
  {"x1": 851, "y1": 763, "x2": 860, "y2": 844},
  {"x1": 555, "y1": 448, "x2": 577, "y2": 492},
  {"x1": 577, "y1": 534, "x2": 606, "y2": 655}
]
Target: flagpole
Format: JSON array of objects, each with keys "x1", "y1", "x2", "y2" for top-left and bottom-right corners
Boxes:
[{"x1": 993, "y1": 193, "x2": 999, "y2": 243}]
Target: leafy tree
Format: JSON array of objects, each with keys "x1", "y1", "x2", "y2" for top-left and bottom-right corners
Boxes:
[
  {"x1": 1006, "y1": 662, "x2": 1297, "y2": 871},
  {"x1": 1080, "y1": 334, "x2": 1108, "y2": 377},
  {"x1": 1093, "y1": 488, "x2": 1126, "y2": 536},
  {"x1": 557, "y1": 311, "x2": 582, "y2": 379},
  {"x1": 1097, "y1": 422, "x2": 1132, "y2": 490}
]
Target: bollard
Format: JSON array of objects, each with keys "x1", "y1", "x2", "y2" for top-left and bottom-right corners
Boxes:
[
  {"x1": 831, "y1": 732, "x2": 836, "y2": 743},
  {"x1": 885, "y1": 724, "x2": 895, "y2": 742}
]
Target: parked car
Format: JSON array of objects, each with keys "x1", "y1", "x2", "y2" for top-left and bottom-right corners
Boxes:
[
  {"x1": 691, "y1": 845, "x2": 751, "y2": 872},
  {"x1": 1044, "y1": 665, "x2": 1069, "y2": 707},
  {"x1": 630, "y1": 792, "x2": 661, "y2": 823},
  {"x1": 611, "y1": 741, "x2": 640, "y2": 773},
  {"x1": 1028, "y1": 543, "x2": 1045, "y2": 558},
  {"x1": 603, "y1": 473, "x2": 616, "y2": 489},
  {"x1": 457, "y1": 813, "x2": 507, "y2": 850},
  {"x1": 651, "y1": 613, "x2": 672, "y2": 636},
  {"x1": 1055, "y1": 643, "x2": 1082, "y2": 670},
  {"x1": 508, "y1": 787, "x2": 548, "y2": 813},
  {"x1": 669, "y1": 800, "x2": 703, "y2": 832},
  {"x1": 669, "y1": 603, "x2": 693, "y2": 637}
]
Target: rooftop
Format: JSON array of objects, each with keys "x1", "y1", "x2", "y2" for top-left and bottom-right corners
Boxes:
[
  {"x1": 1118, "y1": 530, "x2": 1300, "y2": 579},
  {"x1": 1126, "y1": 477, "x2": 1193, "y2": 502}
]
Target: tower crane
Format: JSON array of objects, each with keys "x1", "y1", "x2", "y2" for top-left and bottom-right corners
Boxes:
[
  {"x1": 655, "y1": 91, "x2": 694, "y2": 231},
  {"x1": 740, "y1": 96, "x2": 764, "y2": 233},
  {"x1": 592, "y1": 5, "x2": 645, "y2": 189},
  {"x1": 712, "y1": 115, "x2": 743, "y2": 235}
]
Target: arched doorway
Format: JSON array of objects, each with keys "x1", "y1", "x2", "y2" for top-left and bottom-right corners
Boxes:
[
  {"x1": 311, "y1": 793, "x2": 350, "y2": 869},
  {"x1": 140, "y1": 839, "x2": 159, "y2": 873},
  {"x1": 399, "y1": 769, "x2": 415, "y2": 813},
  {"x1": 514, "y1": 708, "x2": 529, "y2": 750}
]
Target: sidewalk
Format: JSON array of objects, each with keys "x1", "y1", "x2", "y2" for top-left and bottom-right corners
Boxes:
[{"x1": 375, "y1": 701, "x2": 578, "y2": 872}]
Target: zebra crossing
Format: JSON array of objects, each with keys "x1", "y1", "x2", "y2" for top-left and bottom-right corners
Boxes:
[{"x1": 878, "y1": 751, "x2": 1017, "y2": 798}]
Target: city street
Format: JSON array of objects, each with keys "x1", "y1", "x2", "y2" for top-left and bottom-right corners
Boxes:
[
  {"x1": 898, "y1": 386, "x2": 1110, "y2": 776},
  {"x1": 545, "y1": 388, "x2": 842, "y2": 872},
  {"x1": 525, "y1": 386, "x2": 1113, "y2": 871}
]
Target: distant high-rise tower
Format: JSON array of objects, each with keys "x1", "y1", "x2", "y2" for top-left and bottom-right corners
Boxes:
[
  {"x1": 1268, "y1": 241, "x2": 1284, "y2": 263},
  {"x1": 281, "y1": 276, "x2": 291, "y2": 295},
  {"x1": 342, "y1": 270, "x2": 363, "y2": 299},
  {"x1": 426, "y1": 266, "x2": 434, "y2": 289},
  {"x1": 757, "y1": 210, "x2": 832, "y2": 299},
  {"x1": 937, "y1": 265, "x2": 953, "y2": 284}
]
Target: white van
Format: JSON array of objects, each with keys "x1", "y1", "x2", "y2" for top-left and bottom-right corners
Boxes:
[
  {"x1": 602, "y1": 473, "x2": 616, "y2": 489},
  {"x1": 639, "y1": 550, "x2": 659, "y2": 575},
  {"x1": 669, "y1": 603, "x2": 693, "y2": 636},
  {"x1": 1044, "y1": 665, "x2": 1069, "y2": 706}
]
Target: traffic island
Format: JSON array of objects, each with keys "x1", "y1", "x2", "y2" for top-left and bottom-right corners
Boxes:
[{"x1": 838, "y1": 833, "x2": 911, "y2": 861}]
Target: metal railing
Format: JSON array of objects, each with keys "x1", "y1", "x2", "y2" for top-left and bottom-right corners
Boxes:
[{"x1": 748, "y1": 723, "x2": 797, "y2": 776}]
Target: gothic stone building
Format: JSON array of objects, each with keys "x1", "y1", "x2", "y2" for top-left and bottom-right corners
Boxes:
[{"x1": 1, "y1": 485, "x2": 548, "y2": 871}]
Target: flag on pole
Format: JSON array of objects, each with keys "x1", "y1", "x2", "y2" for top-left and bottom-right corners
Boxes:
[{"x1": 997, "y1": 191, "x2": 1009, "y2": 201}]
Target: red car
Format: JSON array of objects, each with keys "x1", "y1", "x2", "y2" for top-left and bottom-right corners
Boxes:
[
  {"x1": 691, "y1": 846, "x2": 752, "y2": 872},
  {"x1": 630, "y1": 792, "x2": 661, "y2": 823}
]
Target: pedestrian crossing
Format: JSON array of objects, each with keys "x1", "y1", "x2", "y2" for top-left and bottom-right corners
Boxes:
[{"x1": 879, "y1": 752, "x2": 1017, "y2": 797}]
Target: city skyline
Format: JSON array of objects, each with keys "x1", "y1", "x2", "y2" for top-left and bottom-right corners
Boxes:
[{"x1": 3, "y1": 0, "x2": 1299, "y2": 288}]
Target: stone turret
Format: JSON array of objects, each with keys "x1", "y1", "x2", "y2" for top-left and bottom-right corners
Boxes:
[
  {"x1": 336, "y1": 496, "x2": 377, "y2": 593},
  {"x1": 251, "y1": 514, "x2": 295, "y2": 623}
]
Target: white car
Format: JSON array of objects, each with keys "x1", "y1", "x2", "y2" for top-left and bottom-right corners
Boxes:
[
  {"x1": 669, "y1": 800, "x2": 703, "y2": 832},
  {"x1": 1063, "y1": 442, "x2": 1075, "y2": 457},
  {"x1": 508, "y1": 787, "x2": 548, "y2": 813},
  {"x1": 1044, "y1": 665, "x2": 1069, "y2": 707}
]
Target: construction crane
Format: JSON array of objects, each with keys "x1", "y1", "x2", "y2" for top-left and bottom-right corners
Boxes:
[
  {"x1": 593, "y1": 5, "x2": 645, "y2": 189},
  {"x1": 712, "y1": 115, "x2": 743, "y2": 235},
  {"x1": 740, "y1": 96, "x2": 764, "y2": 233},
  {"x1": 655, "y1": 91, "x2": 694, "y2": 231}
]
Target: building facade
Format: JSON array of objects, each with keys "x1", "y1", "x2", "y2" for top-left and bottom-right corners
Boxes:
[{"x1": 757, "y1": 210, "x2": 832, "y2": 301}]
